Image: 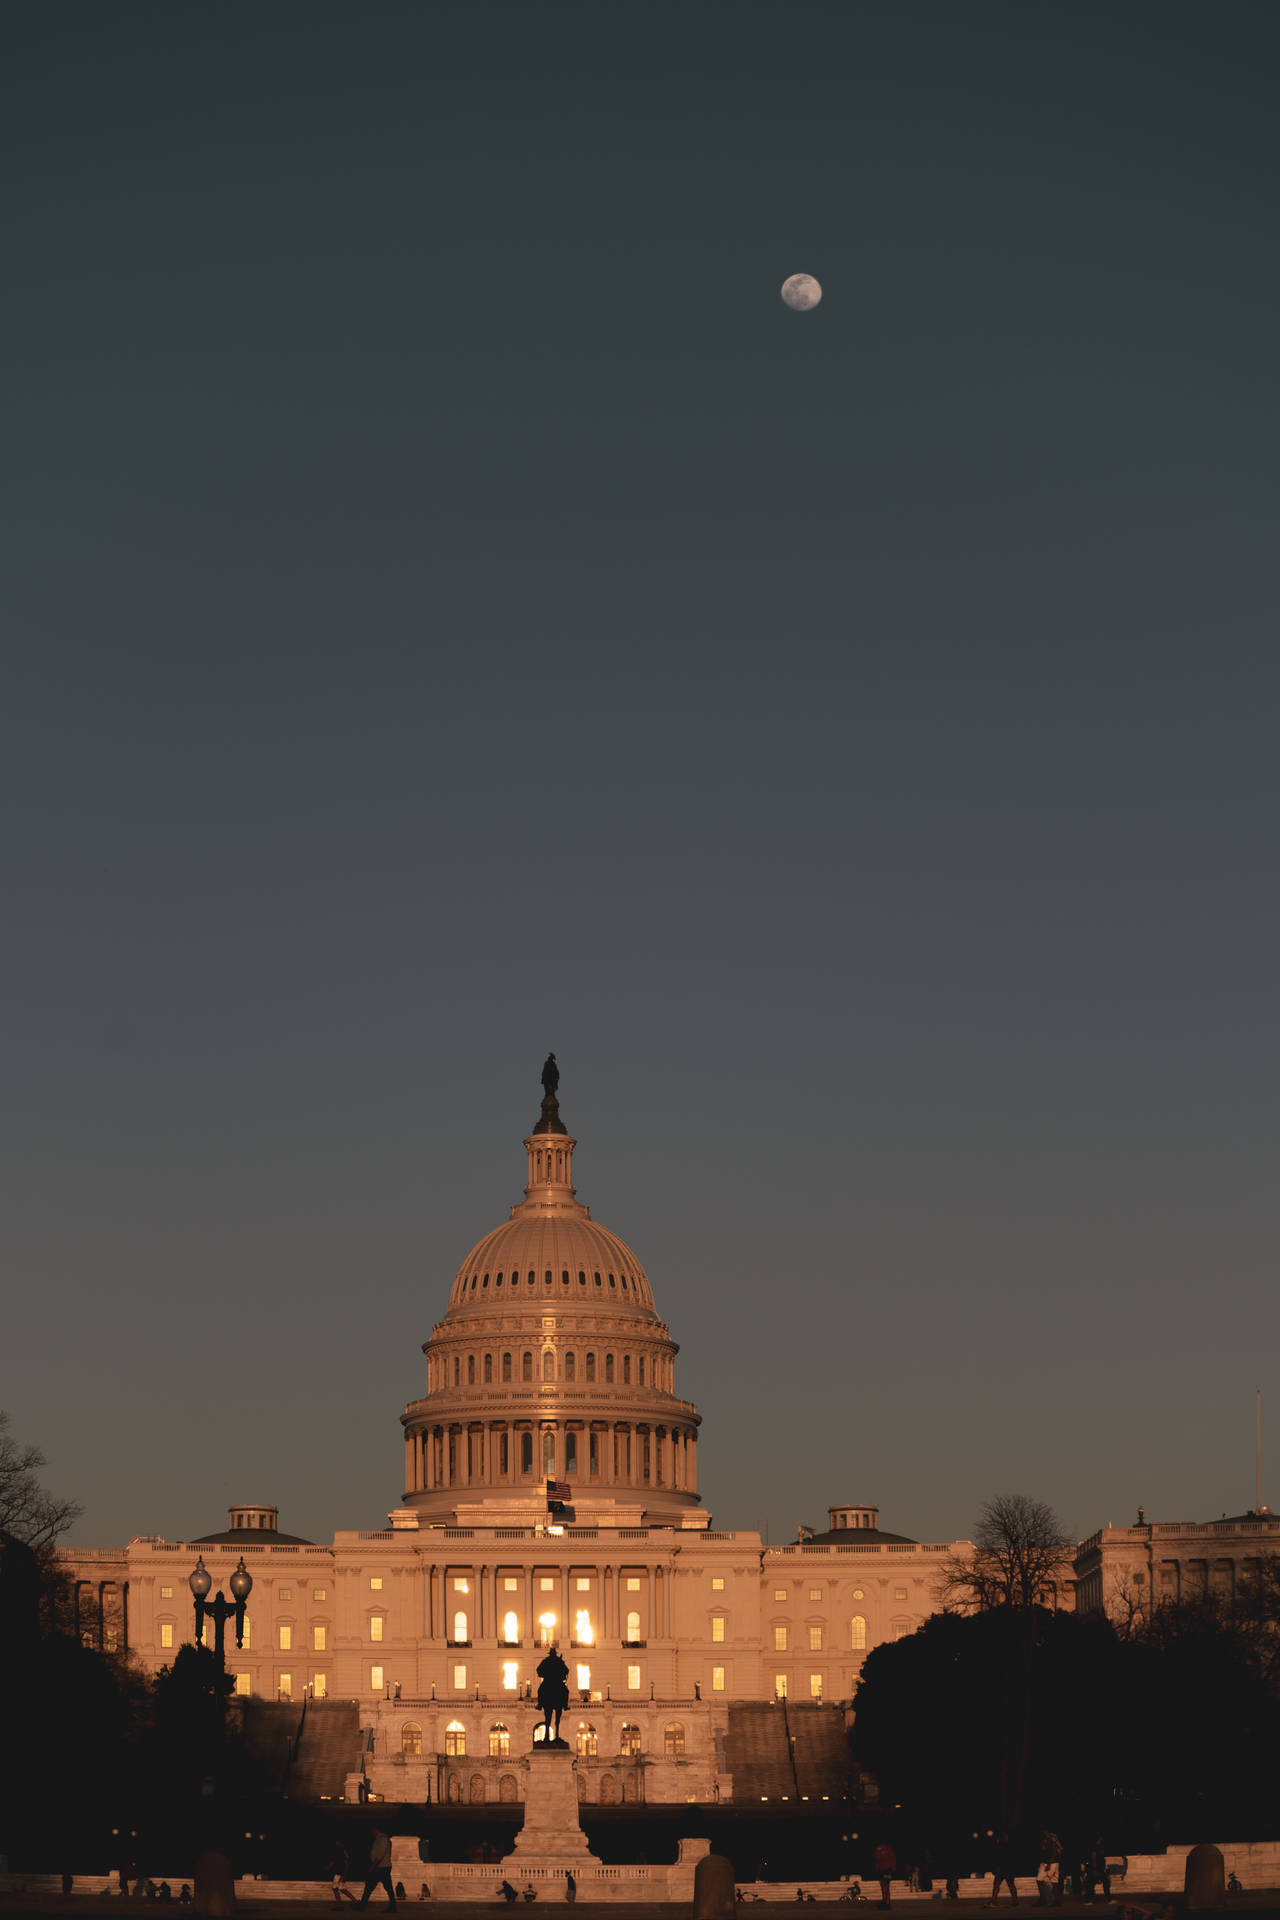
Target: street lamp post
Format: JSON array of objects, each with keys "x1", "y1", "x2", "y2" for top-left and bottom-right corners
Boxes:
[{"x1": 188, "y1": 1556, "x2": 253, "y2": 1664}]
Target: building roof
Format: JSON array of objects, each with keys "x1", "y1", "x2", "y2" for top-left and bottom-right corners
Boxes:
[
  {"x1": 795, "y1": 1525, "x2": 918, "y2": 1546},
  {"x1": 190, "y1": 1526, "x2": 314, "y2": 1546}
]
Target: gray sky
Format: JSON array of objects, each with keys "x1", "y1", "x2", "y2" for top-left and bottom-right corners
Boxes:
[{"x1": 4, "y1": 0, "x2": 1277, "y2": 1549}]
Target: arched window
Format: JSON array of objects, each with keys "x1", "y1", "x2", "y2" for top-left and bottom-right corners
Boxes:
[
  {"x1": 469, "y1": 1773, "x2": 485, "y2": 1803},
  {"x1": 522, "y1": 1352, "x2": 533, "y2": 1382},
  {"x1": 664, "y1": 1722, "x2": 685, "y2": 1757},
  {"x1": 484, "y1": 1353, "x2": 493, "y2": 1383},
  {"x1": 502, "y1": 1352, "x2": 512, "y2": 1382},
  {"x1": 543, "y1": 1429, "x2": 556, "y2": 1474},
  {"x1": 619, "y1": 1723, "x2": 641, "y2": 1757},
  {"x1": 499, "y1": 1773, "x2": 518, "y2": 1802},
  {"x1": 401, "y1": 1721, "x2": 423, "y2": 1758},
  {"x1": 546, "y1": 1270, "x2": 553, "y2": 1285},
  {"x1": 496, "y1": 1271, "x2": 503, "y2": 1288},
  {"x1": 565, "y1": 1352, "x2": 576, "y2": 1382},
  {"x1": 467, "y1": 1355, "x2": 476, "y2": 1384},
  {"x1": 447, "y1": 1775, "x2": 461, "y2": 1801},
  {"x1": 623, "y1": 1356, "x2": 631, "y2": 1385},
  {"x1": 489, "y1": 1723, "x2": 510, "y2": 1757},
  {"x1": 521, "y1": 1432, "x2": 533, "y2": 1473},
  {"x1": 444, "y1": 1721, "x2": 466, "y2": 1757},
  {"x1": 605, "y1": 1355, "x2": 615, "y2": 1384},
  {"x1": 542, "y1": 1349, "x2": 555, "y2": 1382},
  {"x1": 577, "y1": 1722, "x2": 598, "y2": 1758},
  {"x1": 851, "y1": 1615, "x2": 867, "y2": 1650},
  {"x1": 453, "y1": 1357, "x2": 460, "y2": 1385},
  {"x1": 638, "y1": 1357, "x2": 645, "y2": 1385},
  {"x1": 585, "y1": 1353, "x2": 596, "y2": 1382},
  {"x1": 452, "y1": 1610, "x2": 468, "y2": 1643},
  {"x1": 609, "y1": 1273, "x2": 617, "y2": 1289},
  {"x1": 502, "y1": 1610, "x2": 518, "y2": 1644},
  {"x1": 625, "y1": 1610, "x2": 641, "y2": 1644},
  {"x1": 599, "y1": 1773, "x2": 616, "y2": 1804}
]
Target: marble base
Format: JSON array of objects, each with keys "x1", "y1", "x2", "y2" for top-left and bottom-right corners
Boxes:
[{"x1": 504, "y1": 1749, "x2": 599, "y2": 1868}]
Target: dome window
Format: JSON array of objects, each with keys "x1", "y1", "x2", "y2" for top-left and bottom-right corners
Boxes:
[
  {"x1": 545, "y1": 1269, "x2": 553, "y2": 1284},
  {"x1": 577, "y1": 1270, "x2": 585, "y2": 1286},
  {"x1": 596, "y1": 1272, "x2": 604, "y2": 1287},
  {"x1": 528, "y1": 1270, "x2": 535, "y2": 1284},
  {"x1": 502, "y1": 1352, "x2": 512, "y2": 1381},
  {"x1": 484, "y1": 1354, "x2": 493, "y2": 1383},
  {"x1": 522, "y1": 1352, "x2": 533, "y2": 1382},
  {"x1": 482, "y1": 1274, "x2": 489, "y2": 1288},
  {"x1": 496, "y1": 1272, "x2": 503, "y2": 1287},
  {"x1": 585, "y1": 1353, "x2": 596, "y2": 1382},
  {"x1": 609, "y1": 1274, "x2": 617, "y2": 1289},
  {"x1": 605, "y1": 1355, "x2": 615, "y2": 1383}
]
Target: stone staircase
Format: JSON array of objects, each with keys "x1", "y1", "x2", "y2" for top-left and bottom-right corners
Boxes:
[
  {"x1": 285, "y1": 1697, "x2": 362, "y2": 1801},
  {"x1": 724, "y1": 1700, "x2": 798, "y2": 1801},
  {"x1": 786, "y1": 1702, "x2": 852, "y2": 1799},
  {"x1": 240, "y1": 1698, "x2": 304, "y2": 1795}
]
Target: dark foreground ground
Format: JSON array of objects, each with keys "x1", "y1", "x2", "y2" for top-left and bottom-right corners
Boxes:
[{"x1": 4, "y1": 1900, "x2": 1280, "y2": 1920}]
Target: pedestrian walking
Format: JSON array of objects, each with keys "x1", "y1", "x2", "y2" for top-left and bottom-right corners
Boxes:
[
  {"x1": 873, "y1": 1843, "x2": 896, "y2": 1911},
  {"x1": 356, "y1": 1830, "x2": 397, "y2": 1911},
  {"x1": 565, "y1": 1874, "x2": 576, "y2": 1904},
  {"x1": 988, "y1": 1833, "x2": 1018, "y2": 1905}
]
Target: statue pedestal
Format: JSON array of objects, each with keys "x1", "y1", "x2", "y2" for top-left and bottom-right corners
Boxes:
[{"x1": 504, "y1": 1749, "x2": 599, "y2": 1873}]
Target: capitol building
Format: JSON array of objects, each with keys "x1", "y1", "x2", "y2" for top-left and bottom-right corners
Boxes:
[{"x1": 59, "y1": 1069, "x2": 1278, "y2": 1809}]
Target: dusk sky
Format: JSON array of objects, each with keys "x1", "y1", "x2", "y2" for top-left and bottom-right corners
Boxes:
[{"x1": 5, "y1": 1, "x2": 1278, "y2": 1552}]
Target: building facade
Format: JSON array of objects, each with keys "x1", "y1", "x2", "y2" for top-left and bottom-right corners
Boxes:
[{"x1": 59, "y1": 1076, "x2": 968, "y2": 1803}]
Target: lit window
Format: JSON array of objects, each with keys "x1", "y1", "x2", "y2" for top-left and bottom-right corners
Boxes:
[
  {"x1": 370, "y1": 1578, "x2": 383, "y2": 1591},
  {"x1": 574, "y1": 1609, "x2": 593, "y2": 1645},
  {"x1": 313, "y1": 1673, "x2": 327, "y2": 1698},
  {"x1": 852, "y1": 1589, "x2": 864, "y2": 1601},
  {"x1": 620, "y1": 1722, "x2": 641, "y2": 1756},
  {"x1": 454, "y1": 1578, "x2": 470, "y2": 1593},
  {"x1": 313, "y1": 1625, "x2": 326, "y2": 1652},
  {"x1": 893, "y1": 1620, "x2": 910, "y2": 1641},
  {"x1": 627, "y1": 1665, "x2": 641, "y2": 1690},
  {"x1": 774, "y1": 1674, "x2": 788, "y2": 1699},
  {"x1": 809, "y1": 1589, "x2": 822, "y2": 1602},
  {"x1": 453, "y1": 1611, "x2": 469, "y2": 1642},
  {"x1": 538, "y1": 1613, "x2": 557, "y2": 1645},
  {"x1": 235, "y1": 1673, "x2": 250, "y2": 1696},
  {"x1": 851, "y1": 1616, "x2": 866, "y2": 1650},
  {"x1": 403, "y1": 1722, "x2": 423, "y2": 1757},
  {"x1": 313, "y1": 1588, "x2": 327, "y2": 1602},
  {"x1": 664, "y1": 1722, "x2": 685, "y2": 1757},
  {"x1": 279, "y1": 1625, "x2": 292, "y2": 1651},
  {"x1": 489, "y1": 1724, "x2": 510, "y2": 1757},
  {"x1": 502, "y1": 1662, "x2": 519, "y2": 1691},
  {"x1": 895, "y1": 1588, "x2": 907, "y2": 1601},
  {"x1": 712, "y1": 1666, "x2": 725, "y2": 1691},
  {"x1": 809, "y1": 1625, "x2": 823, "y2": 1651},
  {"x1": 626, "y1": 1611, "x2": 641, "y2": 1643},
  {"x1": 504, "y1": 1578, "x2": 518, "y2": 1591},
  {"x1": 626, "y1": 1577, "x2": 641, "y2": 1592},
  {"x1": 774, "y1": 1588, "x2": 787, "y2": 1601},
  {"x1": 502, "y1": 1610, "x2": 519, "y2": 1643},
  {"x1": 712, "y1": 1578, "x2": 725, "y2": 1592},
  {"x1": 810, "y1": 1673, "x2": 823, "y2": 1700},
  {"x1": 453, "y1": 1663, "x2": 467, "y2": 1689},
  {"x1": 445, "y1": 1720, "x2": 466, "y2": 1757},
  {"x1": 160, "y1": 1623, "x2": 174, "y2": 1649},
  {"x1": 712, "y1": 1616, "x2": 726, "y2": 1642},
  {"x1": 577, "y1": 1721, "x2": 598, "y2": 1757},
  {"x1": 279, "y1": 1674, "x2": 293, "y2": 1698},
  {"x1": 540, "y1": 1577, "x2": 555, "y2": 1592},
  {"x1": 279, "y1": 1589, "x2": 291, "y2": 1601},
  {"x1": 576, "y1": 1577, "x2": 591, "y2": 1592},
  {"x1": 160, "y1": 1586, "x2": 173, "y2": 1599},
  {"x1": 774, "y1": 1626, "x2": 788, "y2": 1651},
  {"x1": 371, "y1": 1666, "x2": 384, "y2": 1692},
  {"x1": 370, "y1": 1616, "x2": 384, "y2": 1642},
  {"x1": 576, "y1": 1664, "x2": 591, "y2": 1692}
]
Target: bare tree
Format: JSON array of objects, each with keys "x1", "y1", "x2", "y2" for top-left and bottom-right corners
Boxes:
[
  {"x1": 942, "y1": 1493, "x2": 1074, "y2": 1611},
  {"x1": 0, "y1": 1411, "x2": 82, "y2": 1554}
]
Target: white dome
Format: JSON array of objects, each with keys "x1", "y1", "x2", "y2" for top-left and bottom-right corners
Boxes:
[{"x1": 447, "y1": 1212, "x2": 656, "y2": 1314}]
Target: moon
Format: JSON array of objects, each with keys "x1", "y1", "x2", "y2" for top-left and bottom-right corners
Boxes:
[{"x1": 781, "y1": 272, "x2": 822, "y2": 312}]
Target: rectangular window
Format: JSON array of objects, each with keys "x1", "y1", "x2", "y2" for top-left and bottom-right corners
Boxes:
[
  {"x1": 808, "y1": 1588, "x2": 822, "y2": 1602},
  {"x1": 279, "y1": 1625, "x2": 292, "y2": 1651},
  {"x1": 160, "y1": 1623, "x2": 174, "y2": 1649},
  {"x1": 313, "y1": 1673, "x2": 327, "y2": 1699},
  {"x1": 576, "y1": 1664, "x2": 591, "y2": 1692},
  {"x1": 240, "y1": 1615, "x2": 251, "y2": 1649},
  {"x1": 454, "y1": 1577, "x2": 470, "y2": 1593},
  {"x1": 370, "y1": 1577, "x2": 383, "y2": 1590},
  {"x1": 712, "y1": 1617, "x2": 726, "y2": 1642},
  {"x1": 576, "y1": 1577, "x2": 591, "y2": 1592},
  {"x1": 627, "y1": 1665, "x2": 641, "y2": 1690},
  {"x1": 774, "y1": 1625, "x2": 788, "y2": 1651},
  {"x1": 502, "y1": 1662, "x2": 519, "y2": 1691},
  {"x1": 774, "y1": 1588, "x2": 787, "y2": 1601},
  {"x1": 279, "y1": 1673, "x2": 293, "y2": 1698},
  {"x1": 370, "y1": 1616, "x2": 384, "y2": 1642},
  {"x1": 809, "y1": 1673, "x2": 823, "y2": 1699},
  {"x1": 712, "y1": 1577, "x2": 725, "y2": 1591},
  {"x1": 160, "y1": 1586, "x2": 173, "y2": 1599},
  {"x1": 712, "y1": 1666, "x2": 725, "y2": 1692},
  {"x1": 895, "y1": 1587, "x2": 907, "y2": 1600},
  {"x1": 774, "y1": 1674, "x2": 788, "y2": 1699},
  {"x1": 626, "y1": 1577, "x2": 641, "y2": 1592},
  {"x1": 235, "y1": 1673, "x2": 250, "y2": 1696},
  {"x1": 894, "y1": 1621, "x2": 910, "y2": 1640},
  {"x1": 504, "y1": 1577, "x2": 518, "y2": 1591},
  {"x1": 809, "y1": 1625, "x2": 823, "y2": 1651},
  {"x1": 313, "y1": 1625, "x2": 326, "y2": 1652},
  {"x1": 540, "y1": 1577, "x2": 555, "y2": 1591},
  {"x1": 453, "y1": 1663, "x2": 466, "y2": 1690},
  {"x1": 371, "y1": 1665, "x2": 384, "y2": 1693},
  {"x1": 313, "y1": 1588, "x2": 327, "y2": 1602}
]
